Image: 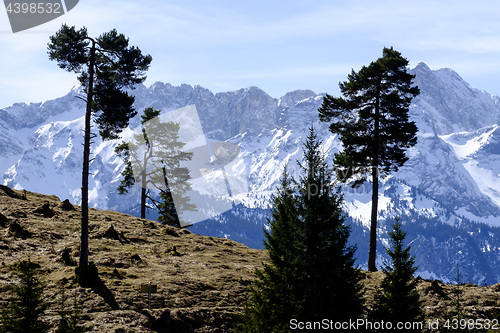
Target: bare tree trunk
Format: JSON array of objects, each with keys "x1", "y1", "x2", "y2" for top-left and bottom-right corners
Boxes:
[
  {"x1": 141, "y1": 170, "x2": 146, "y2": 219},
  {"x1": 79, "y1": 40, "x2": 95, "y2": 277},
  {"x1": 368, "y1": 167, "x2": 379, "y2": 272},
  {"x1": 368, "y1": 77, "x2": 381, "y2": 272}
]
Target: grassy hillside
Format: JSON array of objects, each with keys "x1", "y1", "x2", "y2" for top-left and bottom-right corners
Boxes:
[
  {"x1": 0, "y1": 186, "x2": 498, "y2": 332},
  {"x1": 0, "y1": 186, "x2": 266, "y2": 332}
]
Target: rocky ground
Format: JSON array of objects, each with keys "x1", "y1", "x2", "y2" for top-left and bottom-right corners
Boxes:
[{"x1": 0, "y1": 186, "x2": 498, "y2": 332}]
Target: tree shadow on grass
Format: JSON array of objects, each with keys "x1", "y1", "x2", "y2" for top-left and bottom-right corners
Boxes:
[
  {"x1": 76, "y1": 262, "x2": 119, "y2": 310},
  {"x1": 140, "y1": 309, "x2": 193, "y2": 333},
  {"x1": 91, "y1": 279, "x2": 119, "y2": 310}
]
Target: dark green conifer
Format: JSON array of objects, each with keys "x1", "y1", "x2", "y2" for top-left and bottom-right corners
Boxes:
[
  {"x1": 236, "y1": 169, "x2": 299, "y2": 332},
  {"x1": 296, "y1": 127, "x2": 364, "y2": 323},
  {"x1": 319, "y1": 47, "x2": 420, "y2": 272},
  {"x1": 0, "y1": 260, "x2": 49, "y2": 333},
  {"x1": 371, "y1": 220, "x2": 423, "y2": 330},
  {"x1": 55, "y1": 284, "x2": 84, "y2": 333},
  {"x1": 236, "y1": 127, "x2": 364, "y2": 331}
]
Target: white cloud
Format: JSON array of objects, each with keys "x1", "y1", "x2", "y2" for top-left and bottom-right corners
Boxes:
[{"x1": 1, "y1": 0, "x2": 500, "y2": 107}]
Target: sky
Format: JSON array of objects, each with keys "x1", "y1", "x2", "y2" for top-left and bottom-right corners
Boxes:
[{"x1": 1, "y1": 0, "x2": 500, "y2": 108}]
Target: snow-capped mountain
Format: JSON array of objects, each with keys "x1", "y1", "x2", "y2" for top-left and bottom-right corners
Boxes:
[{"x1": 1, "y1": 63, "x2": 500, "y2": 284}]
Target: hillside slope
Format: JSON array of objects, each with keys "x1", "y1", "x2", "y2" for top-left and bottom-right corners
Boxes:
[
  {"x1": 0, "y1": 186, "x2": 499, "y2": 332},
  {"x1": 0, "y1": 186, "x2": 266, "y2": 332}
]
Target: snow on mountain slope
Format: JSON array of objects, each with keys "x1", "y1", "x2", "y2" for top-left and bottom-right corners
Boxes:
[
  {"x1": 441, "y1": 125, "x2": 500, "y2": 209},
  {"x1": 1, "y1": 63, "x2": 500, "y2": 283},
  {"x1": 1, "y1": 64, "x2": 499, "y2": 227}
]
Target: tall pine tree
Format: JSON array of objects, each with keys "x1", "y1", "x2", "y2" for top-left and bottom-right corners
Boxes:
[
  {"x1": 48, "y1": 25, "x2": 152, "y2": 279},
  {"x1": 318, "y1": 47, "x2": 419, "y2": 272},
  {"x1": 371, "y1": 220, "x2": 423, "y2": 330},
  {"x1": 236, "y1": 127, "x2": 364, "y2": 331}
]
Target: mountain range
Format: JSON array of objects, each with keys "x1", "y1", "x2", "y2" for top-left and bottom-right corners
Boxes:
[{"x1": 1, "y1": 62, "x2": 500, "y2": 284}]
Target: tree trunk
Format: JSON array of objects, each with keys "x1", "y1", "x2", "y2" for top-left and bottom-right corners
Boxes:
[
  {"x1": 368, "y1": 77, "x2": 381, "y2": 272},
  {"x1": 141, "y1": 170, "x2": 146, "y2": 219},
  {"x1": 79, "y1": 40, "x2": 96, "y2": 276},
  {"x1": 368, "y1": 167, "x2": 379, "y2": 272}
]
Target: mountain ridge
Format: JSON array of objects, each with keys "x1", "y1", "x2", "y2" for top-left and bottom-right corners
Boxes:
[{"x1": 1, "y1": 62, "x2": 500, "y2": 284}]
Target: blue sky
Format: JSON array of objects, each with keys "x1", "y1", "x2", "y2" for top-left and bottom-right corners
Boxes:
[{"x1": 1, "y1": 0, "x2": 500, "y2": 108}]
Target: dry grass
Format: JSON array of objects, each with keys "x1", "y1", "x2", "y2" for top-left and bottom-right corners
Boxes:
[
  {"x1": 0, "y1": 186, "x2": 265, "y2": 332},
  {"x1": 0, "y1": 185, "x2": 498, "y2": 332},
  {"x1": 362, "y1": 271, "x2": 500, "y2": 323}
]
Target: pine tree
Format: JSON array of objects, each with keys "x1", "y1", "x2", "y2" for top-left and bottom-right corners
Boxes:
[
  {"x1": 371, "y1": 220, "x2": 423, "y2": 330},
  {"x1": 318, "y1": 47, "x2": 419, "y2": 272},
  {"x1": 442, "y1": 266, "x2": 467, "y2": 333},
  {"x1": 48, "y1": 24, "x2": 152, "y2": 278},
  {"x1": 156, "y1": 184, "x2": 182, "y2": 227},
  {"x1": 235, "y1": 169, "x2": 300, "y2": 332},
  {"x1": 295, "y1": 127, "x2": 364, "y2": 323},
  {"x1": 0, "y1": 260, "x2": 49, "y2": 333},
  {"x1": 115, "y1": 107, "x2": 194, "y2": 226},
  {"x1": 236, "y1": 127, "x2": 364, "y2": 331},
  {"x1": 55, "y1": 285, "x2": 84, "y2": 333}
]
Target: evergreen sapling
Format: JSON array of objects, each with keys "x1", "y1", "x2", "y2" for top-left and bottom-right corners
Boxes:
[
  {"x1": 371, "y1": 220, "x2": 423, "y2": 330},
  {"x1": 0, "y1": 259, "x2": 49, "y2": 333}
]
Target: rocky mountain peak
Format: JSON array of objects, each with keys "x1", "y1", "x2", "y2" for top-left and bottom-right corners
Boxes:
[
  {"x1": 411, "y1": 63, "x2": 500, "y2": 135},
  {"x1": 1, "y1": 64, "x2": 500, "y2": 283},
  {"x1": 278, "y1": 89, "x2": 317, "y2": 108}
]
